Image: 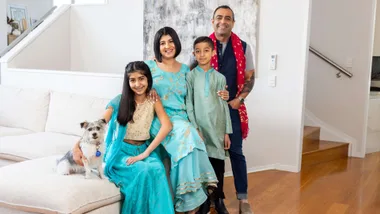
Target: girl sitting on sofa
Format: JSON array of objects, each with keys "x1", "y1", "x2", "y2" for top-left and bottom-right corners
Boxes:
[{"x1": 74, "y1": 61, "x2": 174, "y2": 214}]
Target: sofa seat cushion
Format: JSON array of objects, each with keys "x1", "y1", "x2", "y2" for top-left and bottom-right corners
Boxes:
[
  {"x1": 0, "y1": 126, "x2": 34, "y2": 137},
  {"x1": 0, "y1": 156, "x2": 121, "y2": 214},
  {"x1": 0, "y1": 132, "x2": 79, "y2": 162}
]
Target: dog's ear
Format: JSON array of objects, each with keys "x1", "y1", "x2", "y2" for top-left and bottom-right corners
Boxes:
[
  {"x1": 99, "y1": 118, "x2": 107, "y2": 124},
  {"x1": 80, "y1": 121, "x2": 89, "y2": 129}
]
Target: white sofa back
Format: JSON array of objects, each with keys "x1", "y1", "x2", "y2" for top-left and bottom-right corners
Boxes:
[
  {"x1": 0, "y1": 85, "x2": 50, "y2": 132},
  {"x1": 44, "y1": 91, "x2": 110, "y2": 136}
]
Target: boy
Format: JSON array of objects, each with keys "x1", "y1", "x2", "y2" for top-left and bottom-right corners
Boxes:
[{"x1": 186, "y1": 36, "x2": 232, "y2": 214}]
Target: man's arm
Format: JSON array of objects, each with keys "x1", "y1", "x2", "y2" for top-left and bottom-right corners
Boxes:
[
  {"x1": 240, "y1": 43, "x2": 255, "y2": 98},
  {"x1": 240, "y1": 69, "x2": 255, "y2": 98}
]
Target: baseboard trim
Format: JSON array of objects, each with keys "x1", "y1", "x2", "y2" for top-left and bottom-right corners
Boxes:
[{"x1": 224, "y1": 163, "x2": 299, "y2": 177}]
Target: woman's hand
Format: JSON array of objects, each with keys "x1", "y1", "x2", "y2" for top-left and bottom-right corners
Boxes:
[
  {"x1": 217, "y1": 85, "x2": 229, "y2": 101},
  {"x1": 73, "y1": 141, "x2": 85, "y2": 166},
  {"x1": 126, "y1": 152, "x2": 149, "y2": 165},
  {"x1": 148, "y1": 89, "x2": 160, "y2": 103}
]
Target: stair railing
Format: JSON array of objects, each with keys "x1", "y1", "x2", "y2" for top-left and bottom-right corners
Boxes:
[{"x1": 309, "y1": 46, "x2": 353, "y2": 78}]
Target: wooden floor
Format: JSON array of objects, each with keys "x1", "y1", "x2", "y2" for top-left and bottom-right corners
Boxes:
[{"x1": 215, "y1": 152, "x2": 380, "y2": 214}]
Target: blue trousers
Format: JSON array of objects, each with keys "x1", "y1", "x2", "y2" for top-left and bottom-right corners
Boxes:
[{"x1": 228, "y1": 107, "x2": 248, "y2": 200}]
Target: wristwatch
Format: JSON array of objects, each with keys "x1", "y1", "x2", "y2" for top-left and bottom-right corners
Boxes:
[{"x1": 238, "y1": 96, "x2": 245, "y2": 103}]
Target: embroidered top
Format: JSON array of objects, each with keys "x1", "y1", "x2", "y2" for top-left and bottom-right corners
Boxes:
[{"x1": 124, "y1": 99, "x2": 154, "y2": 141}]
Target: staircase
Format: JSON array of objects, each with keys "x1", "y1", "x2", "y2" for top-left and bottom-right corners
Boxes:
[{"x1": 302, "y1": 126, "x2": 349, "y2": 168}]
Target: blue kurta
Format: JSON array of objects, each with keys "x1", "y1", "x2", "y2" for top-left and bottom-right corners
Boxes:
[
  {"x1": 145, "y1": 60, "x2": 218, "y2": 212},
  {"x1": 186, "y1": 66, "x2": 232, "y2": 160},
  {"x1": 103, "y1": 95, "x2": 174, "y2": 214}
]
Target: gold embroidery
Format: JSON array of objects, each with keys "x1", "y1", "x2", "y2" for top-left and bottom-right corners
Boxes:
[{"x1": 125, "y1": 100, "x2": 154, "y2": 141}]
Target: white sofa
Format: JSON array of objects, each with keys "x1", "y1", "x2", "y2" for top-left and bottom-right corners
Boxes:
[{"x1": 0, "y1": 85, "x2": 121, "y2": 214}]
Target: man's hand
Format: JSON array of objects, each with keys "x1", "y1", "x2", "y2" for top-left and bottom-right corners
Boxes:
[
  {"x1": 126, "y1": 152, "x2": 149, "y2": 165},
  {"x1": 224, "y1": 134, "x2": 231, "y2": 150},
  {"x1": 148, "y1": 89, "x2": 160, "y2": 103},
  {"x1": 73, "y1": 142, "x2": 85, "y2": 166},
  {"x1": 228, "y1": 98, "x2": 241, "y2": 110},
  {"x1": 217, "y1": 85, "x2": 229, "y2": 101}
]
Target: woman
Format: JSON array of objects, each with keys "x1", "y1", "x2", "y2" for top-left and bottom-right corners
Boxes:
[{"x1": 145, "y1": 26, "x2": 228, "y2": 213}]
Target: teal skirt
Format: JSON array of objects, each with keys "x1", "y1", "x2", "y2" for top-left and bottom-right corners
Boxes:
[
  {"x1": 151, "y1": 113, "x2": 218, "y2": 212},
  {"x1": 112, "y1": 142, "x2": 174, "y2": 214}
]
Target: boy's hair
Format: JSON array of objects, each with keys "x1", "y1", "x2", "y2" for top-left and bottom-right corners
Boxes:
[
  {"x1": 193, "y1": 36, "x2": 214, "y2": 50},
  {"x1": 153, "y1": 26, "x2": 182, "y2": 62},
  {"x1": 118, "y1": 61, "x2": 153, "y2": 126},
  {"x1": 190, "y1": 36, "x2": 215, "y2": 70},
  {"x1": 213, "y1": 5, "x2": 235, "y2": 21}
]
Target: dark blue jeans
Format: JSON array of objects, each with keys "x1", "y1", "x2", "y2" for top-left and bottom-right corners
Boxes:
[{"x1": 228, "y1": 107, "x2": 248, "y2": 200}]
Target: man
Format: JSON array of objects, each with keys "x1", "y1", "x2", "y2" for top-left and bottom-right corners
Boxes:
[{"x1": 200, "y1": 5, "x2": 255, "y2": 214}]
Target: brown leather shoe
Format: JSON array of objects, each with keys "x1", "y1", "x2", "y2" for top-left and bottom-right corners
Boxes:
[{"x1": 239, "y1": 202, "x2": 254, "y2": 214}]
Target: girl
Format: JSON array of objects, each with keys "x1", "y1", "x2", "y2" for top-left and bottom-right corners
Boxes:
[
  {"x1": 145, "y1": 27, "x2": 226, "y2": 213},
  {"x1": 100, "y1": 61, "x2": 174, "y2": 214}
]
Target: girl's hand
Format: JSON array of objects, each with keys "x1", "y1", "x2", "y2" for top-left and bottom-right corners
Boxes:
[
  {"x1": 148, "y1": 89, "x2": 160, "y2": 103},
  {"x1": 224, "y1": 134, "x2": 231, "y2": 150},
  {"x1": 217, "y1": 85, "x2": 229, "y2": 101},
  {"x1": 126, "y1": 152, "x2": 149, "y2": 165}
]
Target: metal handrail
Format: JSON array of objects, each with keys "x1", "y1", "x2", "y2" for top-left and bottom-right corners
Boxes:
[
  {"x1": 0, "y1": 6, "x2": 57, "y2": 58},
  {"x1": 309, "y1": 46, "x2": 353, "y2": 78}
]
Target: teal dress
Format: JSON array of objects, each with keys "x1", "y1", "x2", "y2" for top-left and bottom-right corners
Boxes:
[
  {"x1": 145, "y1": 60, "x2": 218, "y2": 212},
  {"x1": 103, "y1": 95, "x2": 174, "y2": 214}
]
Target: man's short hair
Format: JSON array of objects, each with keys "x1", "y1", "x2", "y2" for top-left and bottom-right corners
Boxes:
[{"x1": 213, "y1": 5, "x2": 235, "y2": 21}]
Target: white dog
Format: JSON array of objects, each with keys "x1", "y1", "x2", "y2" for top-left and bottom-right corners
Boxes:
[{"x1": 56, "y1": 119, "x2": 107, "y2": 179}]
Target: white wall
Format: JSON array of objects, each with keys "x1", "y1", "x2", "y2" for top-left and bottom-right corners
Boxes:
[
  {"x1": 7, "y1": 6, "x2": 70, "y2": 71},
  {"x1": 7, "y1": 0, "x2": 53, "y2": 22},
  {"x1": 374, "y1": 1, "x2": 380, "y2": 56},
  {"x1": 70, "y1": 0, "x2": 143, "y2": 73},
  {"x1": 241, "y1": 0, "x2": 311, "y2": 172},
  {"x1": 0, "y1": 0, "x2": 7, "y2": 53},
  {"x1": 305, "y1": 0, "x2": 376, "y2": 157}
]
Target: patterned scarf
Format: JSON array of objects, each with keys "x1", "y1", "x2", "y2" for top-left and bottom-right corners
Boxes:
[{"x1": 209, "y1": 32, "x2": 249, "y2": 139}]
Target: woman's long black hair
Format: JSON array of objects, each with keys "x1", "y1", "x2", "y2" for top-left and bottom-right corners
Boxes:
[
  {"x1": 117, "y1": 61, "x2": 153, "y2": 126},
  {"x1": 153, "y1": 26, "x2": 182, "y2": 62}
]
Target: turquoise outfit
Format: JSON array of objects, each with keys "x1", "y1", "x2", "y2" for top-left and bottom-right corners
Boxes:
[
  {"x1": 145, "y1": 60, "x2": 218, "y2": 212},
  {"x1": 103, "y1": 95, "x2": 174, "y2": 214}
]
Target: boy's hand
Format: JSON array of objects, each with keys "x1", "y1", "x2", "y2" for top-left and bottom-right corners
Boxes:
[
  {"x1": 224, "y1": 134, "x2": 231, "y2": 150},
  {"x1": 217, "y1": 85, "x2": 229, "y2": 101},
  {"x1": 197, "y1": 129, "x2": 204, "y2": 141}
]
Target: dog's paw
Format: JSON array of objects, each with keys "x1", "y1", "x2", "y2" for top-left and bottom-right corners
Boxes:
[{"x1": 85, "y1": 174, "x2": 91, "y2": 179}]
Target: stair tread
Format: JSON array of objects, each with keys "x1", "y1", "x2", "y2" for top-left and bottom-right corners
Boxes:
[
  {"x1": 303, "y1": 126, "x2": 320, "y2": 137},
  {"x1": 303, "y1": 140, "x2": 349, "y2": 154}
]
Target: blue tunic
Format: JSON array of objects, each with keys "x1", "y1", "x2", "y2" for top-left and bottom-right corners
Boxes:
[
  {"x1": 145, "y1": 60, "x2": 218, "y2": 212},
  {"x1": 103, "y1": 95, "x2": 174, "y2": 214}
]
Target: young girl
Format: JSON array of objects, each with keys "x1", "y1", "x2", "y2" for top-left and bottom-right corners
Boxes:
[
  {"x1": 187, "y1": 36, "x2": 232, "y2": 214},
  {"x1": 101, "y1": 61, "x2": 174, "y2": 214}
]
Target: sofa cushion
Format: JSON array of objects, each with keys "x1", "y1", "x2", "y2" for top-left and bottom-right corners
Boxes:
[
  {"x1": 0, "y1": 132, "x2": 79, "y2": 161},
  {"x1": 0, "y1": 126, "x2": 34, "y2": 137},
  {"x1": 0, "y1": 85, "x2": 50, "y2": 132},
  {"x1": 45, "y1": 91, "x2": 110, "y2": 137},
  {"x1": 0, "y1": 156, "x2": 121, "y2": 214}
]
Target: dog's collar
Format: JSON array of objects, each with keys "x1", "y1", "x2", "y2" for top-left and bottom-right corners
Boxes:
[{"x1": 95, "y1": 142, "x2": 102, "y2": 157}]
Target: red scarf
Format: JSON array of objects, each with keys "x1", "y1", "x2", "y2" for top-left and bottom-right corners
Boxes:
[{"x1": 209, "y1": 32, "x2": 249, "y2": 139}]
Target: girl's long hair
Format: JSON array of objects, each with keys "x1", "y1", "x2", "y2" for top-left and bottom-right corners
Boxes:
[{"x1": 117, "y1": 61, "x2": 153, "y2": 126}]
